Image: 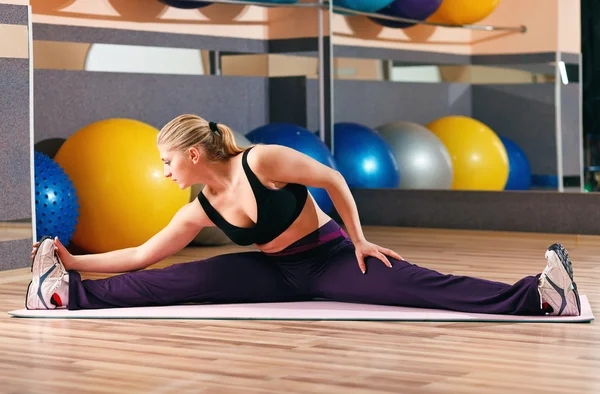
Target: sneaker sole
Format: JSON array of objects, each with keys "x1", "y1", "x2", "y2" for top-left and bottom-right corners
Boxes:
[
  {"x1": 546, "y1": 243, "x2": 581, "y2": 315},
  {"x1": 25, "y1": 235, "x2": 53, "y2": 310}
]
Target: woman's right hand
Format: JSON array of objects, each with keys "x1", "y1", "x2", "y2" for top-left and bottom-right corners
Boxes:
[{"x1": 30, "y1": 237, "x2": 76, "y2": 270}]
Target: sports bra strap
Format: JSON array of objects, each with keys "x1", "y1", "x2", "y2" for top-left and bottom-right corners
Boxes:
[{"x1": 242, "y1": 147, "x2": 269, "y2": 199}]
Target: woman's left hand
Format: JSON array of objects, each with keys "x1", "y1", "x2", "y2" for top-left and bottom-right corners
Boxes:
[{"x1": 354, "y1": 239, "x2": 403, "y2": 274}]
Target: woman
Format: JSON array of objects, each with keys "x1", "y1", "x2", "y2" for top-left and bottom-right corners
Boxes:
[{"x1": 26, "y1": 114, "x2": 581, "y2": 316}]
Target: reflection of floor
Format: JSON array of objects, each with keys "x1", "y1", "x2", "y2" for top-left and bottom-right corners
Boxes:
[
  {"x1": 529, "y1": 186, "x2": 583, "y2": 192},
  {"x1": 564, "y1": 187, "x2": 584, "y2": 192},
  {"x1": 0, "y1": 222, "x2": 32, "y2": 242}
]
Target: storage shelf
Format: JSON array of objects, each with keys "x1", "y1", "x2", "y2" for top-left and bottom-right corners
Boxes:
[
  {"x1": 172, "y1": 0, "x2": 527, "y2": 33},
  {"x1": 327, "y1": 3, "x2": 527, "y2": 33}
]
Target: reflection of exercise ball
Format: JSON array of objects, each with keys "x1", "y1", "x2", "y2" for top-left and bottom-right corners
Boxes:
[
  {"x1": 108, "y1": 0, "x2": 166, "y2": 21},
  {"x1": 246, "y1": 123, "x2": 337, "y2": 214},
  {"x1": 334, "y1": 0, "x2": 395, "y2": 13},
  {"x1": 500, "y1": 136, "x2": 531, "y2": 190},
  {"x1": 54, "y1": 119, "x2": 191, "y2": 253},
  {"x1": 428, "y1": 0, "x2": 500, "y2": 25},
  {"x1": 34, "y1": 151, "x2": 80, "y2": 246},
  {"x1": 241, "y1": 0, "x2": 297, "y2": 3},
  {"x1": 426, "y1": 116, "x2": 508, "y2": 190},
  {"x1": 370, "y1": 0, "x2": 442, "y2": 28},
  {"x1": 198, "y1": 4, "x2": 247, "y2": 22},
  {"x1": 159, "y1": 0, "x2": 211, "y2": 8},
  {"x1": 375, "y1": 122, "x2": 453, "y2": 189},
  {"x1": 30, "y1": 0, "x2": 77, "y2": 13},
  {"x1": 333, "y1": 122, "x2": 401, "y2": 188},
  {"x1": 189, "y1": 130, "x2": 252, "y2": 246}
]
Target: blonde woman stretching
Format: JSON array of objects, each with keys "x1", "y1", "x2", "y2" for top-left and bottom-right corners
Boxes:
[{"x1": 26, "y1": 114, "x2": 581, "y2": 317}]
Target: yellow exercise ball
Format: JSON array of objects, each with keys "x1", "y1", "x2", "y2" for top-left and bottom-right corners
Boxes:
[
  {"x1": 425, "y1": 116, "x2": 508, "y2": 191},
  {"x1": 428, "y1": 0, "x2": 500, "y2": 25},
  {"x1": 54, "y1": 118, "x2": 191, "y2": 253}
]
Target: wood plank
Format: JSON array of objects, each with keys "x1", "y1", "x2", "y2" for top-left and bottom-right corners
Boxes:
[{"x1": 0, "y1": 226, "x2": 598, "y2": 393}]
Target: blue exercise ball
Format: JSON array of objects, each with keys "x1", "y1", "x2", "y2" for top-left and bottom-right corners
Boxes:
[
  {"x1": 334, "y1": 0, "x2": 394, "y2": 13},
  {"x1": 245, "y1": 123, "x2": 337, "y2": 214},
  {"x1": 333, "y1": 122, "x2": 401, "y2": 188},
  {"x1": 370, "y1": 0, "x2": 442, "y2": 28},
  {"x1": 159, "y1": 0, "x2": 211, "y2": 8},
  {"x1": 500, "y1": 136, "x2": 531, "y2": 190},
  {"x1": 34, "y1": 151, "x2": 80, "y2": 245}
]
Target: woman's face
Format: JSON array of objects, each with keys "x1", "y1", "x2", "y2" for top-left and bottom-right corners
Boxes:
[{"x1": 158, "y1": 145, "x2": 198, "y2": 190}]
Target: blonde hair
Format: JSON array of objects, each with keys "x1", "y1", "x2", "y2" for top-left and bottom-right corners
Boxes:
[{"x1": 157, "y1": 114, "x2": 248, "y2": 161}]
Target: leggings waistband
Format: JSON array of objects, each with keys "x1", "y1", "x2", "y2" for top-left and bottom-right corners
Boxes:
[{"x1": 265, "y1": 220, "x2": 348, "y2": 257}]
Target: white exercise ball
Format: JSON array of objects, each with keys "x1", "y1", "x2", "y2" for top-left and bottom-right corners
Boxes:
[{"x1": 375, "y1": 121, "x2": 453, "y2": 190}]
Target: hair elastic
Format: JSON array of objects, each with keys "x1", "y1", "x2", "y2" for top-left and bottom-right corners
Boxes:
[{"x1": 208, "y1": 121, "x2": 221, "y2": 137}]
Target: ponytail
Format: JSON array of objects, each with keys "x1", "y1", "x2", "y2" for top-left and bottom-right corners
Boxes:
[
  {"x1": 158, "y1": 114, "x2": 251, "y2": 162},
  {"x1": 211, "y1": 123, "x2": 245, "y2": 160}
]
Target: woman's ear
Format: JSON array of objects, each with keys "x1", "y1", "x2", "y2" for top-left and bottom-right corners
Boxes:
[{"x1": 188, "y1": 146, "x2": 201, "y2": 164}]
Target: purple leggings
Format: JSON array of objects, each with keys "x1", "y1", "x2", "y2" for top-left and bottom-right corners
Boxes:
[{"x1": 68, "y1": 220, "x2": 544, "y2": 315}]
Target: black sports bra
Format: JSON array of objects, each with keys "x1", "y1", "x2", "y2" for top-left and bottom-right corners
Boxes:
[{"x1": 197, "y1": 147, "x2": 308, "y2": 246}]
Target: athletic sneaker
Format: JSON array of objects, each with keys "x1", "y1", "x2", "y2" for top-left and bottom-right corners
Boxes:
[
  {"x1": 538, "y1": 243, "x2": 581, "y2": 316},
  {"x1": 26, "y1": 236, "x2": 69, "y2": 310}
]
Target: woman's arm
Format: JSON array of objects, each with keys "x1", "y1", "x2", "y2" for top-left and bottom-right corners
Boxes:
[
  {"x1": 253, "y1": 144, "x2": 402, "y2": 273},
  {"x1": 320, "y1": 170, "x2": 366, "y2": 243},
  {"x1": 56, "y1": 200, "x2": 209, "y2": 273},
  {"x1": 252, "y1": 144, "x2": 366, "y2": 244}
]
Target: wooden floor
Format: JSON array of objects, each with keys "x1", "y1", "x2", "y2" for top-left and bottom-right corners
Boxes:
[{"x1": 1, "y1": 226, "x2": 599, "y2": 393}]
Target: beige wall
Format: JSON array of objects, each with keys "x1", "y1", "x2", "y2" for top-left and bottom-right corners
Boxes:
[
  {"x1": 33, "y1": 40, "x2": 88, "y2": 69},
  {"x1": 0, "y1": 24, "x2": 28, "y2": 58},
  {"x1": 267, "y1": 2, "x2": 320, "y2": 39},
  {"x1": 439, "y1": 65, "x2": 553, "y2": 84},
  {"x1": 471, "y1": 0, "x2": 558, "y2": 54},
  {"x1": 222, "y1": 54, "x2": 318, "y2": 77},
  {"x1": 558, "y1": 0, "x2": 581, "y2": 53}
]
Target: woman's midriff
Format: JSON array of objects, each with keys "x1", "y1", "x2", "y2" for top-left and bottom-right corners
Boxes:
[{"x1": 256, "y1": 193, "x2": 335, "y2": 254}]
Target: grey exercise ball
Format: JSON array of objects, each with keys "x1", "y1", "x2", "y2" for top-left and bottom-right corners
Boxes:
[
  {"x1": 188, "y1": 130, "x2": 253, "y2": 246},
  {"x1": 375, "y1": 121, "x2": 453, "y2": 190}
]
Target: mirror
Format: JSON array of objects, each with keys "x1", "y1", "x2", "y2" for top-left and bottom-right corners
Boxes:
[
  {"x1": 30, "y1": 0, "x2": 327, "y2": 249},
  {"x1": 330, "y1": 16, "x2": 583, "y2": 193}
]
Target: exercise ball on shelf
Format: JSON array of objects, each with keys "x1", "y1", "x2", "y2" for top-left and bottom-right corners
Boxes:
[
  {"x1": 334, "y1": 0, "x2": 395, "y2": 14},
  {"x1": 245, "y1": 123, "x2": 337, "y2": 214},
  {"x1": 54, "y1": 118, "x2": 191, "y2": 253},
  {"x1": 333, "y1": 122, "x2": 401, "y2": 189},
  {"x1": 108, "y1": 0, "x2": 166, "y2": 21},
  {"x1": 240, "y1": 0, "x2": 298, "y2": 4},
  {"x1": 425, "y1": 115, "x2": 508, "y2": 191},
  {"x1": 370, "y1": 0, "x2": 442, "y2": 29},
  {"x1": 427, "y1": 0, "x2": 501, "y2": 25},
  {"x1": 34, "y1": 151, "x2": 80, "y2": 246},
  {"x1": 159, "y1": 0, "x2": 211, "y2": 8},
  {"x1": 499, "y1": 136, "x2": 531, "y2": 191},
  {"x1": 375, "y1": 121, "x2": 453, "y2": 189}
]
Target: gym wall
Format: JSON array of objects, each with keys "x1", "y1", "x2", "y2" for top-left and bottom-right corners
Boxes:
[
  {"x1": 0, "y1": 0, "x2": 590, "y2": 271},
  {"x1": 0, "y1": 2, "x2": 33, "y2": 270}
]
